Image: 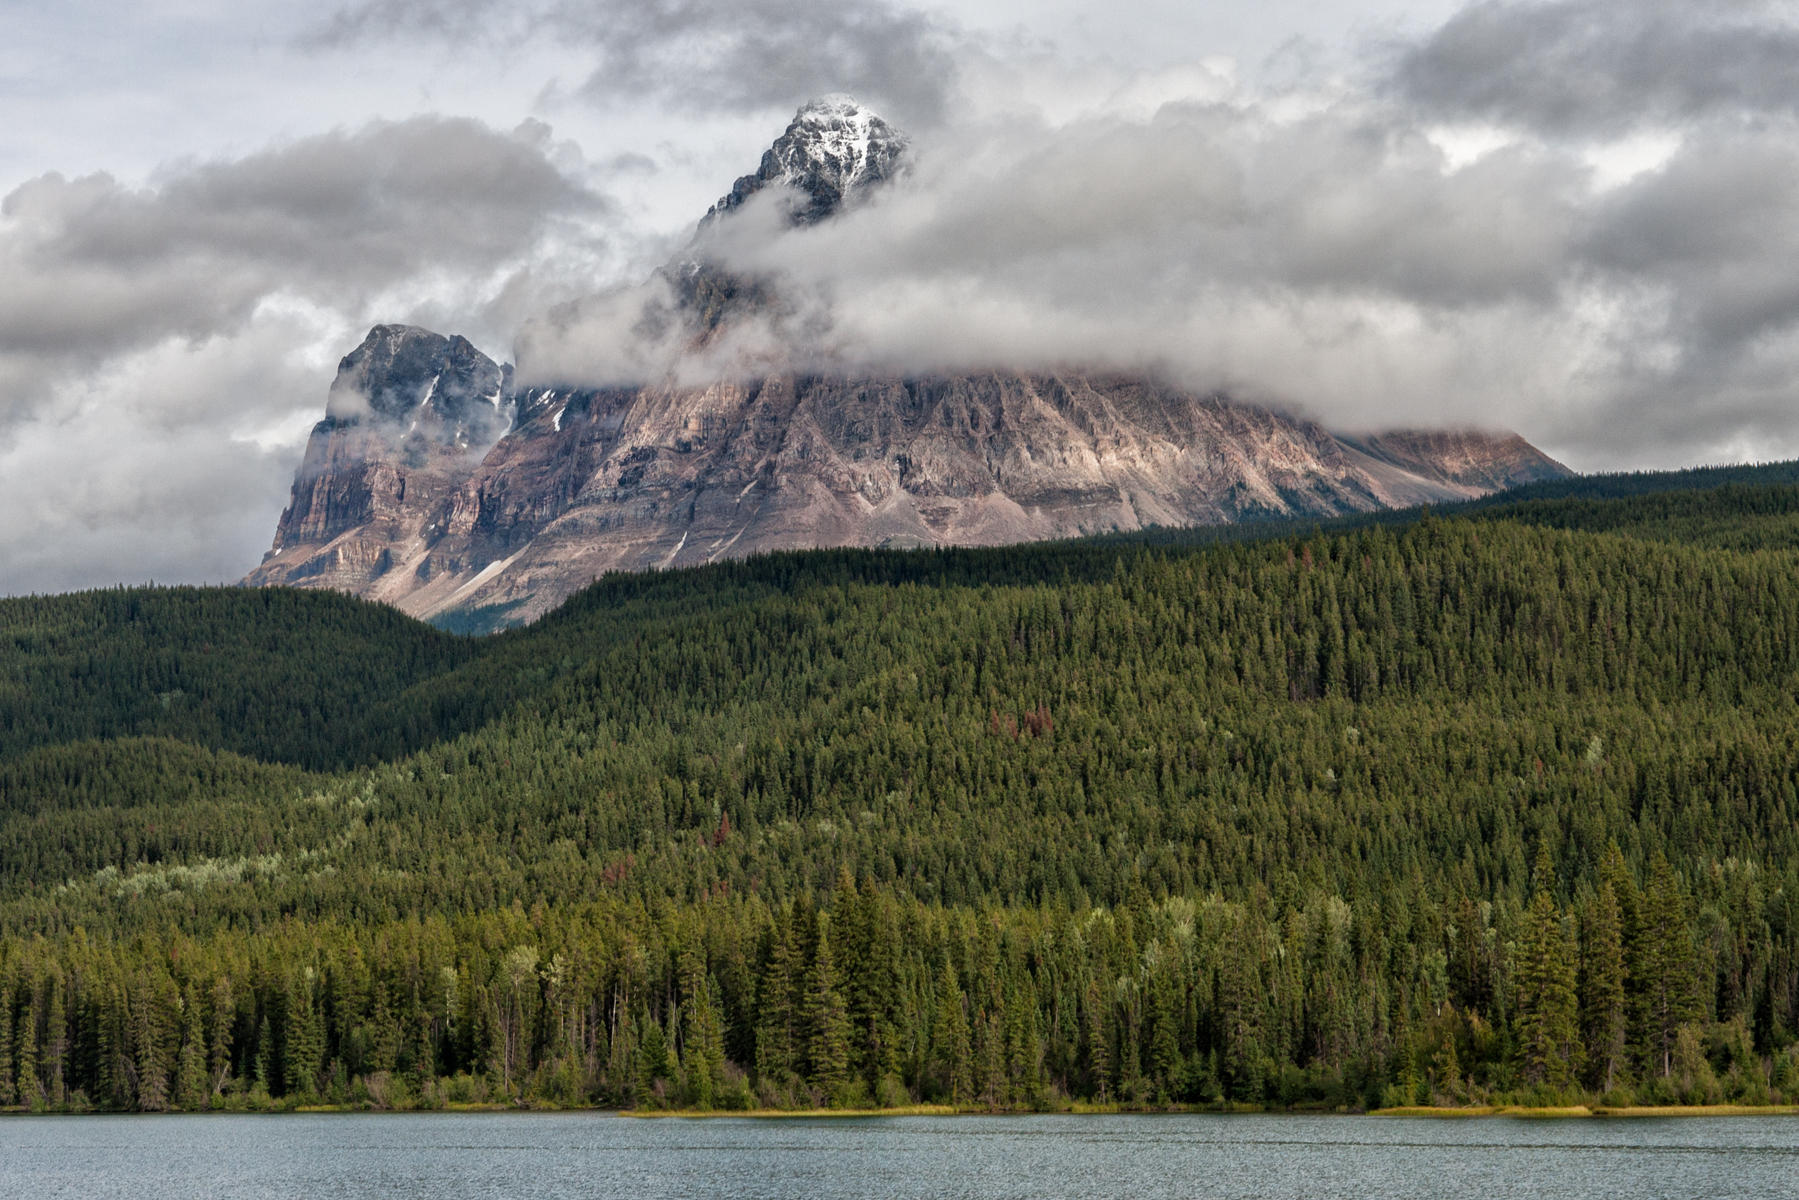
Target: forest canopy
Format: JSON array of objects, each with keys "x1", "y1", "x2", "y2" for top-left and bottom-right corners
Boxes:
[{"x1": 5, "y1": 463, "x2": 1799, "y2": 1112}]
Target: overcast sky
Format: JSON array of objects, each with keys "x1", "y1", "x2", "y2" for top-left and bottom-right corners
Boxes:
[{"x1": 4, "y1": 0, "x2": 1798, "y2": 593}]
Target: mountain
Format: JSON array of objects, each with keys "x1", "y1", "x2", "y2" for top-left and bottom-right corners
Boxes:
[{"x1": 247, "y1": 97, "x2": 1572, "y2": 626}]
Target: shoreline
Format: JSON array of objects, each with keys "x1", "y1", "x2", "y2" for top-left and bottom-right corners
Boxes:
[
  {"x1": 5, "y1": 1102, "x2": 1797, "y2": 1119},
  {"x1": 1372, "y1": 1104, "x2": 1799, "y2": 1118}
]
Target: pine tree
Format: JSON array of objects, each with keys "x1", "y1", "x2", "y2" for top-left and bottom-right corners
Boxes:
[
  {"x1": 753, "y1": 910, "x2": 798, "y2": 1086},
  {"x1": 802, "y1": 919, "x2": 851, "y2": 1101},
  {"x1": 975, "y1": 1009, "x2": 1006, "y2": 1108},
  {"x1": 1513, "y1": 885, "x2": 1582, "y2": 1092},
  {"x1": 208, "y1": 975, "x2": 236, "y2": 1097},
  {"x1": 409, "y1": 985, "x2": 436, "y2": 1095},
  {"x1": 930, "y1": 958, "x2": 972, "y2": 1106},
  {"x1": 635, "y1": 1009, "x2": 673, "y2": 1101},
  {"x1": 252, "y1": 1014, "x2": 273, "y2": 1097},
  {"x1": 1580, "y1": 880, "x2": 1628, "y2": 1092},
  {"x1": 42, "y1": 975, "x2": 65, "y2": 1108},
  {"x1": 1003, "y1": 975, "x2": 1044, "y2": 1107},
  {"x1": 679, "y1": 952, "x2": 725, "y2": 1109},
  {"x1": 1635, "y1": 853, "x2": 1700, "y2": 1078},
  {"x1": 1433, "y1": 1021, "x2": 1464, "y2": 1104},
  {"x1": 175, "y1": 985, "x2": 209, "y2": 1110},
  {"x1": 0, "y1": 970, "x2": 16, "y2": 1109},
  {"x1": 1082, "y1": 978, "x2": 1113, "y2": 1104},
  {"x1": 1218, "y1": 914, "x2": 1264, "y2": 1100},
  {"x1": 851, "y1": 879, "x2": 902, "y2": 1090},
  {"x1": 1147, "y1": 968, "x2": 1181, "y2": 1102},
  {"x1": 284, "y1": 968, "x2": 324, "y2": 1099},
  {"x1": 129, "y1": 971, "x2": 177, "y2": 1112},
  {"x1": 15, "y1": 979, "x2": 40, "y2": 1109}
]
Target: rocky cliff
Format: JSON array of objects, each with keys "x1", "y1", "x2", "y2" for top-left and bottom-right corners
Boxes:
[{"x1": 247, "y1": 98, "x2": 1573, "y2": 626}]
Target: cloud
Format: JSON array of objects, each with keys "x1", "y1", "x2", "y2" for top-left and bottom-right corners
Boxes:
[
  {"x1": 15, "y1": 0, "x2": 1799, "y2": 599},
  {"x1": 1, "y1": 117, "x2": 599, "y2": 384},
  {"x1": 0, "y1": 115, "x2": 609, "y2": 593},
  {"x1": 303, "y1": 0, "x2": 971, "y2": 125},
  {"x1": 1392, "y1": 0, "x2": 1799, "y2": 136},
  {"x1": 0, "y1": 314, "x2": 333, "y2": 595},
  {"x1": 519, "y1": 75, "x2": 1799, "y2": 472}
]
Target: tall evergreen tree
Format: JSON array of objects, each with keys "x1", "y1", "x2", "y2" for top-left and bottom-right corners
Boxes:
[
  {"x1": 1635, "y1": 853, "x2": 1700, "y2": 1077},
  {"x1": 1082, "y1": 978, "x2": 1113, "y2": 1104},
  {"x1": 753, "y1": 909, "x2": 798, "y2": 1087},
  {"x1": 283, "y1": 968, "x2": 324, "y2": 1099},
  {"x1": 802, "y1": 919, "x2": 851, "y2": 1101},
  {"x1": 42, "y1": 974, "x2": 65, "y2": 1108},
  {"x1": 207, "y1": 975, "x2": 236, "y2": 1097},
  {"x1": 14, "y1": 978, "x2": 40, "y2": 1109},
  {"x1": 1580, "y1": 880, "x2": 1628, "y2": 1092},
  {"x1": 175, "y1": 984, "x2": 209, "y2": 1110},
  {"x1": 0, "y1": 970, "x2": 16, "y2": 1108},
  {"x1": 1514, "y1": 883, "x2": 1582, "y2": 1092},
  {"x1": 930, "y1": 958, "x2": 972, "y2": 1106},
  {"x1": 679, "y1": 951, "x2": 725, "y2": 1108},
  {"x1": 129, "y1": 970, "x2": 177, "y2": 1112}
]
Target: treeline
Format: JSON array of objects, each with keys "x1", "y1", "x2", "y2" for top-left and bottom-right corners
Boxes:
[{"x1": 2, "y1": 858, "x2": 1795, "y2": 1114}]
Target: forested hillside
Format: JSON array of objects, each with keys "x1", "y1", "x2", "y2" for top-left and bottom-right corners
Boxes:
[{"x1": 5, "y1": 467, "x2": 1799, "y2": 1113}]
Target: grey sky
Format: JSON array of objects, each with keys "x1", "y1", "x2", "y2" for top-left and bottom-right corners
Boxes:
[{"x1": 2, "y1": 0, "x2": 1797, "y2": 593}]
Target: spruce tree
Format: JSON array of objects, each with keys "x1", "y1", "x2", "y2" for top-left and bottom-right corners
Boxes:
[
  {"x1": 409, "y1": 990, "x2": 436, "y2": 1096},
  {"x1": 1147, "y1": 968, "x2": 1181, "y2": 1103},
  {"x1": 42, "y1": 976, "x2": 65, "y2": 1108},
  {"x1": 805, "y1": 921, "x2": 852, "y2": 1108},
  {"x1": 753, "y1": 910, "x2": 797, "y2": 1086},
  {"x1": 252, "y1": 1015, "x2": 273, "y2": 1098},
  {"x1": 1636, "y1": 853, "x2": 1700, "y2": 1078},
  {"x1": 0, "y1": 971, "x2": 16, "y2": 1108},
  {"x1": 1082, "y1": 978, "x2": 1113, "y2": 1104},
  {"x1": 679, "y1": 952, "x2": 725, "y2": 1108},
  {"x1": 175, "y1": 985, "x2": 209, "y2": 1110},
  {"x1": 208, "y1": 975, "x2": 236, "y2": 1097},
  {"x1": 15, "y1": 980, "x2": 40, "y2": 1109},
  {"x1": 930, "y1": 958, "x2": 972, "y2": 1106},
  {"x1": 129, "y1": 971, "x2": 176, "y2": 1112},
  {"x1": 1580, "y1": 880, "x2": 1628, "y2": 1092},
  {"x1": 1513, "y1": 885, "x2": 1581, "y2": 1092},
  {"x1": 802, "y1": 920, "x2": 851, "y2": 1101},
  {"x1": 635, "y1": 1010, "x2": 672, "y2": 1100},
  {"x1": 284, "y1": 969, "x2": 324, "y2": 1100}
]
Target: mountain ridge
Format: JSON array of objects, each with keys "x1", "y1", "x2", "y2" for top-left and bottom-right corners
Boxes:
[{"x1": 247, "y1": 98, "x2": 1573, "y2": 625}]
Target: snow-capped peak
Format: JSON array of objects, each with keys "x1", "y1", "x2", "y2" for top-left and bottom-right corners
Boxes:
[{"x1": 704, "y1": 95, "x2": 910, "y2": 228}]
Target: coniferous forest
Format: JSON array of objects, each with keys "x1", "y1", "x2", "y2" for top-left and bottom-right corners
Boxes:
[{"x1": 6, "y1": 467, "x2": 1799, "y2": 1113}]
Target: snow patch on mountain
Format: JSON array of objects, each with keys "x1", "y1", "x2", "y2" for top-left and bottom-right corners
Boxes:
[{"x1": 704, "y1": 95, "x2": 911, "y2": 228}]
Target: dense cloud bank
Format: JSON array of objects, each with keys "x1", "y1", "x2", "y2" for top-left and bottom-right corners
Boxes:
[
  {"x1": 304, "y1": 0, "x2": 969, "y2": 125},
  {"x1": 1394, "y1": 0, "x2": 1799, "y2": 135},
  {"x1": 0, "y1": 117, "x2": 608, "y2": 592},
  {"x1": 522, "y1": 1, "x2": 1799, "y2": 466},
  {"x1": 7, "y1": 0, "x2": 1799, "y2": 593}
]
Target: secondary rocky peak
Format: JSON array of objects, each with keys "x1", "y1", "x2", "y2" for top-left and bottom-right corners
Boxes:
[
  {"x1": 705, "y1": 95, "x2": 910, "y2": 228},
  {"x1": 325, "y1": 324, "x2": 510, "y2": 452}
]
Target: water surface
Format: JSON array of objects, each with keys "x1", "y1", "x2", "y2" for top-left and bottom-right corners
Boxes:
[{"x1": 1, "y1": 1111, "x2": 1793, "y2": 1199}]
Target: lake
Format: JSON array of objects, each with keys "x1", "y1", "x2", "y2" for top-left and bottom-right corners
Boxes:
[{"x1": 1, "y1": 1111, "x2": 1794, "y2": 1199}]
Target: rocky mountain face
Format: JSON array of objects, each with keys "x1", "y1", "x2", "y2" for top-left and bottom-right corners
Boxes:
[{"x1": 248, "y1": 98, "x2": 1573, "y2": 627}]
